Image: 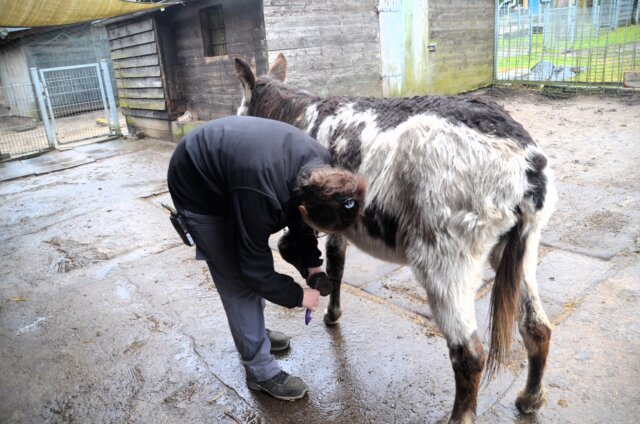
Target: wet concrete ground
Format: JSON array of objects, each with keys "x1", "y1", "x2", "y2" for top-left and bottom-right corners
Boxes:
[{"x1": 1, "y1": 92, "x2": 639, "y2": 423}]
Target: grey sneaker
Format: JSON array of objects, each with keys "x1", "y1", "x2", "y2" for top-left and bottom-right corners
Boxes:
[
  {"x1": 247, "y1": 371, "x2": 308, "y2": 401},
  {"x1": 266, "y1": 329, "x2": 290, "y2": 352}
]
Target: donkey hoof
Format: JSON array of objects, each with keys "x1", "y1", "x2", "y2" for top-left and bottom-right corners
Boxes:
[
  {"x1": 447, "y1": 415, "x2": 474, "y2": 424},
  {"x1": 308, "y1": 272, "x2": 332, "y2": 296},
  {"x1": 515, "y1": 386, "x2": 547, "y2": 414},
  {"x1": 323, "y1": 307, "x2": 342, "y2": 326}
]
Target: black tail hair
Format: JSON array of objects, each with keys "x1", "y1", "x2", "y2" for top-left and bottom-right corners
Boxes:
[{"x1": 486, "y1": 217, "x2": 527, "y2": 379}]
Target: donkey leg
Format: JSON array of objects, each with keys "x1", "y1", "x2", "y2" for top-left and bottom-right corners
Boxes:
[
  {"x1": 447, "y1": 331, "x2": 485, "y2": 424},
  {"x1": 324, "y1": 233, "x2": 347, "y2": 325},
  {"x1": 515, "y1": 226, "x2": 551, "y2": 414},
  {"x1": 413, "y1": 257, "x2": 486, "y2": 424}
]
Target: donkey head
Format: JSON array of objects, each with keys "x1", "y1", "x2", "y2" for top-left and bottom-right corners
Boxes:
[{"x1": 234, "y1": 53, "x2": 288, "y2": 116}]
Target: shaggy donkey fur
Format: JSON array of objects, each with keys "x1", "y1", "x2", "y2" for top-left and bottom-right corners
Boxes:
[{"x1": 235, "y1": 54, "x2": 557, "y2": 424}]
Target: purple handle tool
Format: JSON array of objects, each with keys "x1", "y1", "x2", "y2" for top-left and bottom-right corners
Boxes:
[{"x1": 305, "y1": 309, "x2": 312, "y2": 325}]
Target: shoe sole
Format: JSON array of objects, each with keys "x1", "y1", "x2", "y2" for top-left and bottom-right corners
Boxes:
[{"x1": 247, "y1": 382, "x2": 307, "y2": 401}]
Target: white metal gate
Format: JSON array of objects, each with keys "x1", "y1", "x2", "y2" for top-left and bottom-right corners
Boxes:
[
  {"x1": 32, "y1": 60, "x2": 121, "y2": 147},
  {"x1": 1, "y1": 60, "x2": 121, "y2": 162},
  {"x1": 0, "y1": 81, "x2": 50, "y2": 161}
]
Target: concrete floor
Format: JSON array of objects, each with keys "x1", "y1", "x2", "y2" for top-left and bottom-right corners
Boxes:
[{"x1": 1, "y1": 91, "x2": 639, "y2": 423}]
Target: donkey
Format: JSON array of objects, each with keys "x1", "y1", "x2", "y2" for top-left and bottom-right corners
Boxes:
[{"x1": 234, "y1": 54, "x2": 557, "y2": 423}]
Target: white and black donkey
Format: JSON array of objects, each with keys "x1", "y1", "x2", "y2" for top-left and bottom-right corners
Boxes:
[{"x1": 234, "y1": 53, "x2": 557, "y2": 424}]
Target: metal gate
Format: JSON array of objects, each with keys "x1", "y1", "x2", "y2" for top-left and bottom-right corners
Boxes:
[
  {"x1": 34, "y1": 61, "x2": 120, "y2": 146},
  {"x1": 495, "y1": 0, "x2": 639, "y2": 87},
  {"x1": 0, "y1": 60, "x2": 120, "y2": 162},
  {"x1": 0, "y1": 81, "x2": 50, "y2": 161}
]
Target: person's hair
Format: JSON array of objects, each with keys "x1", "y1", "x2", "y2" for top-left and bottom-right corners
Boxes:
[{"x1": 293, "y1": 165, "x2": 365, "y2": 231}]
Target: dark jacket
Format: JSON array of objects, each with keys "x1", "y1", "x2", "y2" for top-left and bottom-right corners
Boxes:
[{"x1": 167, "y1": 116, "x2": 331, "y2": 308}]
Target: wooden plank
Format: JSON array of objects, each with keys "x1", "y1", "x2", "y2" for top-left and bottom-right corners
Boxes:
[
  {"x1": 114, "y1": 65, "x2": 161, "y2": 79},
  {"x1": 123, "y1": 108, "x2": 169, "y2": 120},
  {"x1": 109, "y1": 30, "x2": 156, "y2": 51},
  {"x1": 120, "y1": 98, "x2": 166, "y2": 111},
  {"x1": 427, "y1": 0, "x2": 494, "y2": 94},
  {"x1": 126, "y1": 115, "x2": 170, "y2": 131},
  {"x1": 111, "y1": 42, "x2": 157, "y2": 60},
  {"x1": 108, "y1": 19, "x2": 153, "y2": 41},
  {"x1": 125, "y1": 115, "x2": 171, "y2": 139},
  {"x1": 117, "y1": 87, "x2": 165, "y2": 99},
  {"x1": 264, "y1": 3, "x2": 370, "y2": 15},
  {"x1": 112, "y1": 54, "x2": 159, "y2": 69},
  {"x1": 264, "y1": 14, "x2": 376, "y2": 28},
  {"x1": 117, "y1": 77, "x2": 163, "y2": 89},
  {"x1": 267, "y1": 32, "x2": 377, "y2": 51}
]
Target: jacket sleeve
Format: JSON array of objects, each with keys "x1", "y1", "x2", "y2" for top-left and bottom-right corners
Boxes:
[
  {"x1": 230, "y1": 189, "x2": 304, "y2": 308},
  {"x1": 286, "y1": 217, "x2": 323, "y2": 269}
]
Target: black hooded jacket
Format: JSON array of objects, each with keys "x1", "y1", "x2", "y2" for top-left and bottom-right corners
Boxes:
[{"x1": 167, "y1": 116, "x2": 331, "y2": 308}]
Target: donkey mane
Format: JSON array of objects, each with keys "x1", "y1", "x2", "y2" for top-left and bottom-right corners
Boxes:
[
  {"x1": 250, "y1": 76, "x2": 320, "y2": 127},
  {"x1": 250, "y1": 76, "x2": 535, "y2": 148}
]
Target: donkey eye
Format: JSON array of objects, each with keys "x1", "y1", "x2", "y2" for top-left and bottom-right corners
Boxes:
[{"x1": 343, "y1": 199, "x2": 356, "y2": 209}]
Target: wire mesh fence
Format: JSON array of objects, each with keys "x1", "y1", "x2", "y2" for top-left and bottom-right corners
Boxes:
[
  {"x1": 0, "y1": 82, "x2": 50, "y2": 160},
  {"x1": 40, "y1": 64, "x2": 116, "y2": 145},
  {"x1": 0, "y1": 23, "x2": 123, "y2": 162},
  {"x1": 496, "y1": 0, "x2": 640, "y2": 88}
]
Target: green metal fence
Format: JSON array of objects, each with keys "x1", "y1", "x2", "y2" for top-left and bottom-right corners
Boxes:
[{"x1": 495, "y1": 0, "x2": 639, "y2": 88}]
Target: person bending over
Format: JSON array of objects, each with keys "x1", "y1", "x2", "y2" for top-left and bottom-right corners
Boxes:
[{"x1": 166, "y1": 115, "x2": 365, "y2": 400}]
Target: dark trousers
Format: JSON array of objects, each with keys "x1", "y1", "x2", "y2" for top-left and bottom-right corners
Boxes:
[{"x1": 180, "y1": 209, "x2": 280, "y2": 382}]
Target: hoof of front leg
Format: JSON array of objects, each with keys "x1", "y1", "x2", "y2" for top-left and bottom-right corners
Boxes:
[
  {"x1": 323, "y1": 307, "x2": 342, "y2": 326},
  {"x1": 447, "y1": 411, "x2": 475, "y2": 424},
  {"x1": 515, "y1": 385, "x2": 547, "y2": 414}
]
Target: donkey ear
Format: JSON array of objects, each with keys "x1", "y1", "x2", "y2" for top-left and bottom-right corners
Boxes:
[
  {"x1": 234, "y1": 57, "x2": 256, "y2": 90},
  {"x1": 267, "y1": 53, "x2": 287, "y2": 82}
]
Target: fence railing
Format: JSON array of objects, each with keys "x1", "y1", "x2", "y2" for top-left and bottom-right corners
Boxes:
[
  {"x1": 1, "y1": 61, "x2": 121, "y2": 162},
  {"x1": 0, "y1": 82, "x2": 50, "y2": 161},
  {"x1": 496, "y1": 0, "x2": 639, "y2": 87}
]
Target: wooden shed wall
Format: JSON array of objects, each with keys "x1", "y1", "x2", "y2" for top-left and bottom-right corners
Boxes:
[
  {"x1": 262, "y1": 0, "x2": 382, "y2": 97},
  {"x1": 426, "y1": 0, "x2": 495, "y2": 94},
  {"x1": 105, "y1": 0, "x2": 496, "y2": 140},
  {"x1": 107, "y1": 17, "x2": 170, "y2": 139},
  {"x1": 165, "y1": 0, "x2": 267, "y2": 121}
]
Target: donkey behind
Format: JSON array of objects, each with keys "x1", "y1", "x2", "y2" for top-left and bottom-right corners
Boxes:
[{"x1": 234, "y1": 54, "x2": 557, "y2": 423}]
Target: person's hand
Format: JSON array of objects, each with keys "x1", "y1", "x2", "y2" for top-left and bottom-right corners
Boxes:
[{"x1": 302, "y1": 288, "x2": 320, "y2": 311}]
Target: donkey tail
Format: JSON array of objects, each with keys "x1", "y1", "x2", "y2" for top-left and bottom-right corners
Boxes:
[{"x1": 486, "y1": 216, "x2": 526, "y2": 379}]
